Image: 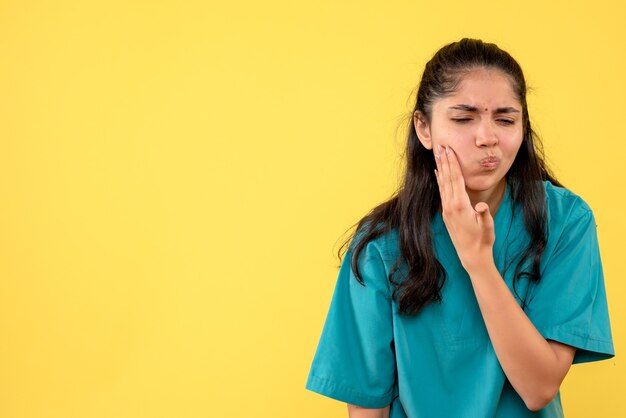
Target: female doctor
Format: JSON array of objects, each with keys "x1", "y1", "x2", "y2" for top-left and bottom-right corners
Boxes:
[{"x1": 305, "y1": 38, "x2": 614, "y2": 417}]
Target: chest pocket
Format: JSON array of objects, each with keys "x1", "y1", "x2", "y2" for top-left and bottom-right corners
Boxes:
[
  {"x1": 433, "y1": 261, "x2": 489, "y2": 347},
  {"x1": 424, "y1": 233, "x2": 487, "y2": 347}
]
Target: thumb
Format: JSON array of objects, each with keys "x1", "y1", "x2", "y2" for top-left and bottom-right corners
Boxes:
[{"x1": 475, "y1": 202, "x2": 494, "y2": 229}]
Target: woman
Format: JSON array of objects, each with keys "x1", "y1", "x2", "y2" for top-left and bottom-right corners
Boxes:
[{"x1": 305, "y1": 38, "x2": 615, "y2": 417}]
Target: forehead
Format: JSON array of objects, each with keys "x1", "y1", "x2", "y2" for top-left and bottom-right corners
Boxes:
[{"x1": 436, "y1": 68, "x2": 520, "y2": 111}]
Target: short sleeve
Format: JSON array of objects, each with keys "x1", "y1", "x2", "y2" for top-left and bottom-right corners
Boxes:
[
  {"x1": 525, "y1": 207, "x2": 615, "y2": 364},
  {"x1": 305, "y1": 240, "x2": 398, "y2": 407}
]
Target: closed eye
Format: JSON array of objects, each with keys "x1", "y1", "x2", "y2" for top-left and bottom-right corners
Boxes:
[{"x1": 452, "y1": 118, "x2": 516, "y2": 125}]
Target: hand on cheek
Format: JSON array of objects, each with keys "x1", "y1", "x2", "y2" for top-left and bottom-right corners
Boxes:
[{"x1": 434, "y1": 144, "x2": 496, "y2": 272}]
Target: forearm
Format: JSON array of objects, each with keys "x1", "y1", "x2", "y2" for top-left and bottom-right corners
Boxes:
[
  {"x1": 347, "y1": 404, "x2": 389, "y2": 418},
  {"x1": 466, "y1": 260, "x2": 563, "y2": 410}
]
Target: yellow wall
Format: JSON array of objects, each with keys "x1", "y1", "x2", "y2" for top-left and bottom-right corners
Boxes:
[{"x1": 0, "y1": 1, "x2": 623, "y2": 417}]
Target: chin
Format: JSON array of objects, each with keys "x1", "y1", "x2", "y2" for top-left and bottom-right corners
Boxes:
[{"x1": 464, "y1": 176, "x2": 503, "y2": 192}]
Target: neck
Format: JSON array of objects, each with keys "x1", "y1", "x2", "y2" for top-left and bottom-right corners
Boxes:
[{"x1": 466, "y1": 179, "x2": 507, "y2": 217}]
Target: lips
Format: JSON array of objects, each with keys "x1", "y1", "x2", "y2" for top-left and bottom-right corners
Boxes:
[{"x1": 479, "y1": 156, "x2": 500, "y2": 169}]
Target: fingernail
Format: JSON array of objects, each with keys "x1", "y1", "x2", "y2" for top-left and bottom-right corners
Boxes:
[
  {"x1": 437, "y1": 144, "x2": 442, "y2": 154},
  {"x1": 446, "y1": 145, "x2": 451, "y2": 155}
]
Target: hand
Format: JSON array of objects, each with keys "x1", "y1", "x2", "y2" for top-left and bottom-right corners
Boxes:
[{"x1": 434, "y1": 144, "x2": 495, "y2": 272}]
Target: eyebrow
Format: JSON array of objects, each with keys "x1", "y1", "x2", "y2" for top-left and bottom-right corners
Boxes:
[{"x1": 447, "y1": 104, "x2": 521, "y2": 114}]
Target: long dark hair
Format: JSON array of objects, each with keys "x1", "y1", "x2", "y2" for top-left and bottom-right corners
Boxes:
[{"x1": 338, "y1": 38, "x2": 562, "y2": 316}]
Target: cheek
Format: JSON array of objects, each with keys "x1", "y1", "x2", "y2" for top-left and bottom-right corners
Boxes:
[
  {"x1": 434, "y1": 130, "x2": 468, "y2": 154},
  {"x1": 450, "y1": 149, "x2": 473, "y2": 175},
  {"x1": 502, "y1": 136, "x2": 524, "y2": 158}
]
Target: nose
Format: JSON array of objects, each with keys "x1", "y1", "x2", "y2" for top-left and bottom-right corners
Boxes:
[{"x1": 475, "y1": 119, "x2": 498, "y2": 147}]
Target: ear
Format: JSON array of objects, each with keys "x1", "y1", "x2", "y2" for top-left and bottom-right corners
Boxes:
[{"x1": 413, "y1": 110, "x2": 433, "y2": 150}]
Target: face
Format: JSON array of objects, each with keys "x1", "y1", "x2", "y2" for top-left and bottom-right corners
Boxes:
[{"x1": 414, "y1": 68, "x2": 524, "y2": 195}]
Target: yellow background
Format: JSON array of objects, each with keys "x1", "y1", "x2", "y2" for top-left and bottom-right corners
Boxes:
[{"x1": 0, "y1": 1, "x2": 623, "y2": 417}]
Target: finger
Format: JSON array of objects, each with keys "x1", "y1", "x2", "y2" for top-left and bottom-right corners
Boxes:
[
  {"x1": 475, "y1": 202, "x2": 494, "y2": 229},
  {"x1": 439, "y1": 144, "x2": 452, "y2": 202},
  {"x1": 434, "y1": 145, "x2": 447, "y2": 204},
  {"x1": 446, "y1": 145, "x2": 465, "y2": 192},
  {"x1": 446, "y1": 145, "x2": 467, "y2": 207},
  {"x1": 434, "y1": 168, "x2": 441, "y2": 197}
]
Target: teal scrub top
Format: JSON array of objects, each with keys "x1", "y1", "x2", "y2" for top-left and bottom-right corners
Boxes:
[{"x1": 305, "y1": 181, "x2": 615, "y2": 417}]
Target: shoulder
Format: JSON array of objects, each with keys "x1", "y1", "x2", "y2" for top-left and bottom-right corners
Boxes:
[
  {"x1": 342, "y1": 227, "x2": 401, "y2": 297},
  {"x1": 350, "y1": 222, "x2": 401, "y2": 261},
  {"x1": 541, "y1": 181, "x2": 598, "y2": 258},
  {"x1": 348, "y1": 225, "x2": 402, "y2": 279},
  {"x1": 543, "y1": 180, "x2": 594, "y2": 226},
  {"x1": 367, "y1": 228, "x2": 401, "y2": 263}
]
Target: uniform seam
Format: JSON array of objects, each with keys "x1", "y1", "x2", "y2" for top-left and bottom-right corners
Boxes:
[
  {"x1": 307, "y1": 373, "x2": 396, "y2": 401},
  {"x1": 539, "y1": 325, "x2": 613, "y2": 343}
]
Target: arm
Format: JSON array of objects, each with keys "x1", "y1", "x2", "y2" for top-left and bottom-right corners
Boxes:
[
  {"x1": 434, "y1": 145, "x2": 576, "y2": 411},
  {"x1": 347, "y1": 404, "x2": 390, "y2": 418},
  {"x1": 466, "y1": 262, "x2": 576, "y2": 411}
]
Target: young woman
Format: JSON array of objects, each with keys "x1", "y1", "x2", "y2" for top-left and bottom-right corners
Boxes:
[{"x1": 305, "y1": 38, "x2": 615, "y2": 418}]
